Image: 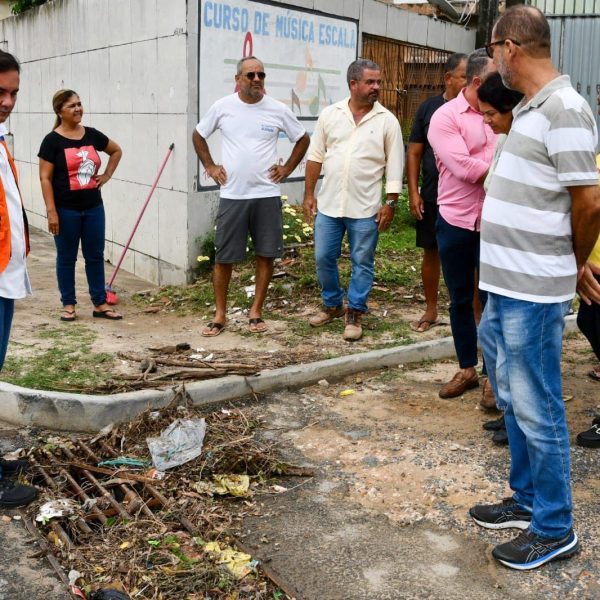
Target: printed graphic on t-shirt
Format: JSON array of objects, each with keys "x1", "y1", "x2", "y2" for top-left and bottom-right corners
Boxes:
[{"x1": 65, "y1": 146, "x2": 100, "y2": 190}]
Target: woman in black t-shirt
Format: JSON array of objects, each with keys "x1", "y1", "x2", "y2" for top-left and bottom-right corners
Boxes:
[{"x1": 38, "y1": 89, "x2": 122, "y2": 321}]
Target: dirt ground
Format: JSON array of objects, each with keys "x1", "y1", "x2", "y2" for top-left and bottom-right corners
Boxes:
[
  {"x1": 8, "y1": 228, "x2": 451, "y2": 387},
  {"x1": 1, "y1": 228, "x2": 600, "y2": 599}
]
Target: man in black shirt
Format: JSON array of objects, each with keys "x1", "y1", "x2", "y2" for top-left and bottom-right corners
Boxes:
[{"x1": 407, "y1": 53, "x2": 467, "y2": 332}]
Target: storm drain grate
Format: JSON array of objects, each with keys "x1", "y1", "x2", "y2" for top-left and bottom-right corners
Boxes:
[{"x1": 17, "y1": 401, "x2": 304, "y2": 599}]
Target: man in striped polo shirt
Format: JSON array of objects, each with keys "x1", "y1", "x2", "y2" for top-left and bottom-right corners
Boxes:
[{"x1": 469, "y1": 5, "x2": 600, "y2": 570}]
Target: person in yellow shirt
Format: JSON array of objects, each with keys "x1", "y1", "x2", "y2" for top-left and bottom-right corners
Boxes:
[{"x1": 575, "y1": 151, "x2": 600, "y2": 447}]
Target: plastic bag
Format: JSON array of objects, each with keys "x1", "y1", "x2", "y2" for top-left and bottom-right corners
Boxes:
[{"x1": 146, "y1": 418, "x2": 206, "y2": 471}]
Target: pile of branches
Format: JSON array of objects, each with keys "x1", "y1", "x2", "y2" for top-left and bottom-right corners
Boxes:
[
  {"x1": 92, "y1": 347, "x2": 298, "y2": 393},
  {"x1": 22, "y1": 387, "x2": 308, "y2": 599}
]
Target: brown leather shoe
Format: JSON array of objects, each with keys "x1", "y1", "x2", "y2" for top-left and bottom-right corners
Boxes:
[
  {"x1": 343, "y1": 308, "x2": 363, "y2": 341},
  {"x1": 439, "y1": 370, "x2": 479, "y2": 399},
  {"x1": 480, "y1": 378, "x2": 498, "y2": 410},
  {"x1": 309, "y1": 304, "x2": 345, "y2": 327}
]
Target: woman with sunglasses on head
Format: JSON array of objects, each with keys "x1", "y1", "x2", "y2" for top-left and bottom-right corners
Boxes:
[
  {"x1": 477, "y1": 71, "x2": 524, "y2": 193},
  {"x1": 38, "y1": 89, "x2": 122, "y2": 322}
]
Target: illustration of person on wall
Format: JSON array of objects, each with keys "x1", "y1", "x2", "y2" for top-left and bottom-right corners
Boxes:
[
  {"x1": 38, "y1": 89, "x2": 123, "y2": 322},
  {"x1": 192, "y1": 56, "x2": 309, "y2": 337},
  {"x1": 0, "y1": 50, "x2": 38, "y2": 509}
]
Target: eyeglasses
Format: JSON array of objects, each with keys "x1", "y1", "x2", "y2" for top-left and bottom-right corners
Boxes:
[
  {"x1": 244, "y1": 71, "x2": 266, "y2": 81},
  {"x1": 485, "y1": 39, "x2": 521, "y2": 58}
]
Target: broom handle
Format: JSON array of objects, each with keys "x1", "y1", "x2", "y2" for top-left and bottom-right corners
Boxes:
[{"x1": 107, "y1": 143, "x2": 175, "y2": 287}]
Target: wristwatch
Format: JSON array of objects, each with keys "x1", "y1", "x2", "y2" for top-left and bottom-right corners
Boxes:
[{"x1": 385, "y1": 199, "x2": 398, "y2": 208}]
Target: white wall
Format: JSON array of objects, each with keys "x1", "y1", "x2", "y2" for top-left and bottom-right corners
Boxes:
[
  {"x1": 1, "y1": 0, "x2": 474, "y2": 285},
  {"x1": 1, "y1": 0, "x2": 190, "y2": 285}
]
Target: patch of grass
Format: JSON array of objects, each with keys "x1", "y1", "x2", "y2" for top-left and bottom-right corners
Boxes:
[
  {"x1": 134, "y1": 193, "x2": 437, "y2": 327},
  {"x1": 0, "y1": 324, "x2": 113, "y2": 392}
]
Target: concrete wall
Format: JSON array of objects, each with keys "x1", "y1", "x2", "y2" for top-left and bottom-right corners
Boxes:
[
  {"x1": 1, "y1": 0, "x2": 190, "y2": 285},
  {"x1": 2, "y1": 0, "x2": 474, "y2": 285}
]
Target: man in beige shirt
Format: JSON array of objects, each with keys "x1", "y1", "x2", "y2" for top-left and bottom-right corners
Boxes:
[{"x1": 303, "y1": 59, "x2": 403, "y2": 341}]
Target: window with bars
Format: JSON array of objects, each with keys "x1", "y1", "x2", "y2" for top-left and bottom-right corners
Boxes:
[{"x1": 362, "y1": 34, "x2": 453, "y2": 138}]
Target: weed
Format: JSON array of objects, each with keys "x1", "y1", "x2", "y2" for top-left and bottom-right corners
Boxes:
[{"x1": 0, "y1": 324, "x2": 113, "y2": 391}]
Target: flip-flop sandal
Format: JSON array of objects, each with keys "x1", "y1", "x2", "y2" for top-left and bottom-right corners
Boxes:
[
  {"x1": 588, "y1": 369, "x2": 600, "y2": 382},
  {"x1": 201, "y1": 322, "x2": 225, "y2": 337},
  {"x1": 410, "y1": 319, "x2": 439, "y2": 333},
  {"x1": 248, "y1": 317, "x2": 268, "y2": 333},
  {"x1": 93, "y1": 309, "x2": 123, "y2": 320},
  {"x1": 60, "y1": 309, "x2": 76, "y2": 322}
]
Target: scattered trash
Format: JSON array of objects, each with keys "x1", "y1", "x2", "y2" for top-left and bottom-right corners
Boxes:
[
  {"x1": 36, "y1": 499, "x2": 78, "y2": 523},
  {"x1": 146, "y1": 418, "x2": 206, "y2": 471},
  {"x1": 193, "y1": 474, "x2": 251, "y2": 498},
  {"x1": 204, "y1": 541, "x2": 258, "y2": 579},
  {"x1": 271, "y1": 484, "x2": 288, "y2": 493},
  {"x1": 213, "y1": 474, "x2": 251, "y2": 497},
  {"x1": 98, "y1": 457, "x2": 150, "y2": 469},
  {"x1": 318, "y1": 379, "x2": 329, "y2": 387},
  {"x1": 204, "y1": 353, "x2": 214, "y2": 362},
  {"x1": 244, "y1": 285, "x2": 256, "y2": 298},
  {"x1": 145, "y1": 467, "x2": 166, "y2": 480},
  {"x1": 339, "y1": 389, "x2": 355, "y2": 397},
  {"x1": 68, "y1": 569, "x2": 83, "y2": 586}
]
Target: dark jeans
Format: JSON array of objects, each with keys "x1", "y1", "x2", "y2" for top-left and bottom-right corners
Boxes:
[
  {"x1": 577, "y1": 273, "x2": 600, "y2": 362},
  {"x1": 0, "y1": 296, "x2": 14, "y2": 479},
  {"x1": 436, "y1": 213, "x2": 486, "y2": 370},
  {"x1": 54, "y1": 204, "x2": 107, "y2": 307}
]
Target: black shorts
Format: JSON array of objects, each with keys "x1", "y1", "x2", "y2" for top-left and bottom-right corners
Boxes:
[
  {"x1": 415, "y1": 202, "x2": 439, "y2": 250},
  {"x1": 214, "y1": 196, "x2": 283, "y2": 263}
]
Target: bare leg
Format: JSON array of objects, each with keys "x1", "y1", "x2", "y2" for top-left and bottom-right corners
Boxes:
[
  {"x1": 420, "y1": 247, "x2": 440, "y2": 321},
  {"x1": 414, "y1": 247, "x2": 440, "y2": 331},
  {"x1": 212, "y1": 263, "x2": 233, "y2": 325},
  {"x1": 249, "y1": 256, "x2": 274, "y2": 321}
]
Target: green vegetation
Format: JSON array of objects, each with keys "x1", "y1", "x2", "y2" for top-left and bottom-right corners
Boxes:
[
  {"x1": 8, "y1": 0, "x2": 47, "y2": 15},
  {"x1": 0, "y1": 324, "x2": 113, "y2": 391},
  {"x1": 137, "y1": 191, "x2": 426, "y2": 315}
]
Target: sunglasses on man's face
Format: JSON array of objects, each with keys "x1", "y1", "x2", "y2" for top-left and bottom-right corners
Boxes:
[{"x1": 244, "y1": 71, "x2": 266, "y2": 81}]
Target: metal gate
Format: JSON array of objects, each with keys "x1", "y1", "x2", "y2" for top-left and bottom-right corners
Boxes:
[
  {"x1": 529, "y1": 0, "x2": 600, "y2": 130},
  {"x1": 362, "y1": 34, "x2": 453, "y2": 137}
]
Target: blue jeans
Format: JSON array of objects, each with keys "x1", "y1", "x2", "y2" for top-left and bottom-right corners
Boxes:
[
  {"x1": 480, "y1": 292, "x2": 572, "y2": 538},
  {"x1": 54, "y1": 204, "x2": 107, "y2": 307},
  {"x1": 436, "y1": 214, "x2": 486, "y2": 369},
  {"x1": 314, "y1": 212, "x2": 379, "y2": 313},
  {"x1": 0, "y1": 296, "x2": 14, "y2": 479}
]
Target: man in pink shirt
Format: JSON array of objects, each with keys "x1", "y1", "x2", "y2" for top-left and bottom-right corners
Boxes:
[{"x1": 427, "y1": 48, "x2": 496, "y2": 399}]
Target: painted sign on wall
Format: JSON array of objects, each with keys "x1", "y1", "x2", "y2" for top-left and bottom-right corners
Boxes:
[{"x1": 197, "y1": 0, "x2": 358, "y2": 189}]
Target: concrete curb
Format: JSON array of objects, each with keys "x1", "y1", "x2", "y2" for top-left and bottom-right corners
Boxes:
[{"x1": 0, "y1": 315, "x2": 578, "y2": 432}]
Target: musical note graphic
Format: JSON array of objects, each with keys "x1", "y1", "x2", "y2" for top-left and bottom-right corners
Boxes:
[{"x1": 308, "y1": 74, "x2": 327, "y2": 116}]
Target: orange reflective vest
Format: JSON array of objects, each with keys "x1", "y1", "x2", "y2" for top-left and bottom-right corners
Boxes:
[{"x1": 0, "y1": 139, "x2": 29, "y2": 273}]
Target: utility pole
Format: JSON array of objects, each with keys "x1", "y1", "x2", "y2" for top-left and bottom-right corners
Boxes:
[{"x1": 476, "y1": 0, "x2": 499, "y2": 48}]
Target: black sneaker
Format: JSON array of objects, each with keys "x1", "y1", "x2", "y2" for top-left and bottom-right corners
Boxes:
[
  {"x1": 0, "y1": 478, "x2": 37, "y2": 508},
  {"x1": 0, "y1": 457, "x2": 31, "y2": 476},
  {"x1": 492, "y1": 426, "x2": 508, "y2": 445},
  {"x1": 492, "y1": 528, "x2": 579, "y2": 570},
  {"x1": 469, "y1": 498, "x2": 532, "y2": 530},
  {"x1": 483, "y1": 415, "x2": 504, "y2": 431},
  {"x1": 576, "y1": 423, "x2": 600, "y2": 448}
]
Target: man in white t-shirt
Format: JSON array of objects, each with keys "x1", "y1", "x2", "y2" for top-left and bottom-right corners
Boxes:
[
  {"x1": 0, "y1": 50, "x2": 37, "y2": 510},
  {"x1": 192, "y1": 56, "x2": 309, "y2": 336}
]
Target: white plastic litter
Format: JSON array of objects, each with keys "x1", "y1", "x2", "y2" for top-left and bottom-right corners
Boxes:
[
  {"x1": 36, "y1": 499, "x2": 79, "y2": 523},
  {"x1": 146, "y1": 418, "x2": 206, "y2": 471}
]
